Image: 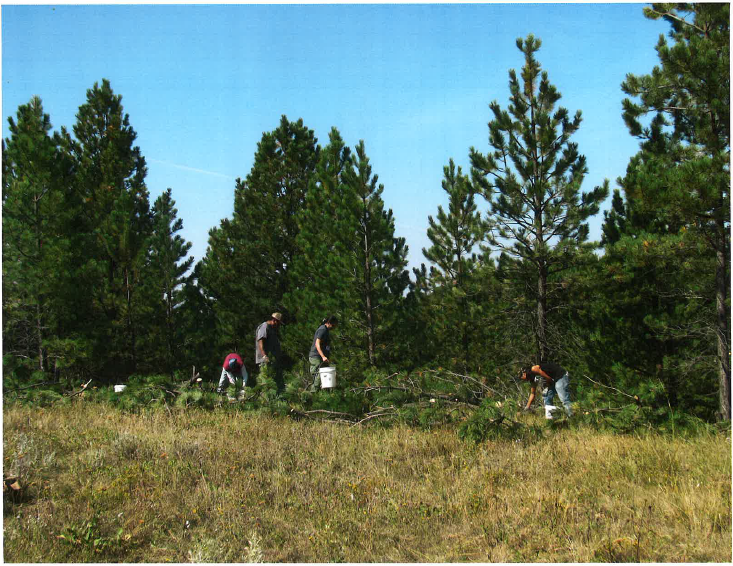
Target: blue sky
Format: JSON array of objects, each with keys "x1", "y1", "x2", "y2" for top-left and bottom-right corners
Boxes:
[{"x1": 2, "y1": 3, "x2": 665, "y2": 272}]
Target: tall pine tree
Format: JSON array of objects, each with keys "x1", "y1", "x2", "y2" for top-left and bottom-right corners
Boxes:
[
  {"x1": 285, "y1": 128, "x2": 352, "y2": 364},
  {"x1": 61, "y1": 79, "x2": 152, "y2": 378},
  {"x1": 421, "y1": 159, "x2": 487, "y2": 371},
  {"x1": 143, "y1": 188, "x2": 194, "y2": 375},
  {"x1": 342, "y1": 140, "x2": 410, "y2": 369},
  {"x1": 469, "y1": 35, "x2": 608, "y2": 362},
  {"x1": 287, "y1": 135, "x2": 409, "y2": 371},
  {"x1": 620, "y1": 3, "x2": 730, "y2": 420},
  {"x1": 199, "y1": 116, "x2": 319, "y2": 355},
  {"x1": 2, "y1": 97, "x2": 64, "y2": 375}
]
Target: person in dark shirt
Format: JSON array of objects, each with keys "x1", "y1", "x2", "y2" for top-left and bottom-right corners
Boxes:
[
  {"x1": 308, "y1": 316, "x2": 338, "y2": 391},
  {"x1": 519, "y1": 361, "x2": 572, "y2": 417},
  {"x1": 255, "y1": 312, "x2": 284, "y2": 394}
]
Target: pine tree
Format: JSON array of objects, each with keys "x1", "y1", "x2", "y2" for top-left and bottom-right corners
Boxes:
[
  {"x1": 287, "y1": 135, "x2": 409, "y2": 371},
  {"x1": 620, "y1": 3, "x2": 730, "y2": 420},
  {"x1": 176, "y1": 262, "x2": 219, "y2": 379},
  {"x1": 144, "y1": 188, "x2": 194, "y2": 374},
  {"x1": 199, "y1": 116, "x2": 319, "y2": 353},
  {"x1": 61, "y1": 79, "x2": 152, "y2": 378},
  {"x1": 341, "y1": 140, "x2": 410, "y2": 368},
  {"x1": 285, "y1": 128, "x2": 352, "y2": 362},
  {"x1": 469, "y1": 35, "x2": 609, "y2": 362},
  {"x1": 422, "y1": 159, "x2": 487, "y2": 371},
  {"x1": 2, "y1": 97, "x2": 64, "y2": 375}
]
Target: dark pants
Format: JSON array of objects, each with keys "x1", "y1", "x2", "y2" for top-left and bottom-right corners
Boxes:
[
  {"x1": 309, "y1": 357, "x2": 325, "y2": 391},
  {"x1": 259, "y1": 359, "x2": 284, "y2": 394}
]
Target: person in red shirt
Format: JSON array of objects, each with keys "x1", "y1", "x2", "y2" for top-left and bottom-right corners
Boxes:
[{"x1": 217, "y1": 352, "x2": 248, "y2": 399}]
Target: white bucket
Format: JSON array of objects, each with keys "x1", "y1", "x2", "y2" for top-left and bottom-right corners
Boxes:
[
  {"x1": 114, "y1": 385, "x2": 127, "y2": 393},
  {"x1": 319, "y1": 367, "x2": 337, "y2": 389},
  {"x1": 544, "y1": 404, "x2": 558, "y2": 419}
]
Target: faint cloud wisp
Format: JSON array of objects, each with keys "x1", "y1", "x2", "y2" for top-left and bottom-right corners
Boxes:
[{"x1": 148, "y1": 158, "x2": 235, "y2": 181}]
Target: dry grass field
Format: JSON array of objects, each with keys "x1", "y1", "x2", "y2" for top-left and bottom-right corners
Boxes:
[{"x1": 3, "y1": 400, "x2": 731, "y2": 562}]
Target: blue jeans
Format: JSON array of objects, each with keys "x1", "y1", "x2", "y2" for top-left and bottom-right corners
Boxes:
[
  {"x1": 543, "y1": 373, "x2": 572, "y2": 416},
  {"x1": 217, "y1": 368, "x2": 248, "y2": 393}
]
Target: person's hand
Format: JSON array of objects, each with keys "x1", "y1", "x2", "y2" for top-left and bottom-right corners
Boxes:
[
  {"x1": 263, "y1": 355, "x2": 270, "y2": 363},
  {"x1": 322, "y1": 357, "x2": 329, "y2": 364},
  {"x1": 228, "y1": 377, "x2": 235, "y2": 385}
]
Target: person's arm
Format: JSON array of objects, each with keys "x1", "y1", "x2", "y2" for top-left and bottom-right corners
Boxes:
[
  {"x1": 531, "y1": 365, "x2": 553, "y2": 385},
  {"x1": 525, "y1": 384, "x2": 536, "y2": 410},
  {"x1": 258, "y1": 338, "x2": 268, "y2": 362},
  {"x1": 315, "y1": 338, "x2": 328, "y2": 363}
]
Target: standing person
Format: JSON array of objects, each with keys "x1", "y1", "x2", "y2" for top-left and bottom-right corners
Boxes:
[
  {"x1": 217, "y1": 352, "x2": 248, "y2": 400},
  {"x1": 308, "y1": 316, "x2": 338, "y2": 391},
  {"x1": 519, "y1": 361, "x2": 573, "y2": 417},
  {"x1": 255, "y1": 312, "x2": 284, "y2": 394}
]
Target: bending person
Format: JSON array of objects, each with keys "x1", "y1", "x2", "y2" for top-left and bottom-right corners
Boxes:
[
  {"x1": 519, "y1": 361, "x2": 572, "y2": 417},
  {"x1": 218, "y1": 352, "x2": 248, "y2": 400}
]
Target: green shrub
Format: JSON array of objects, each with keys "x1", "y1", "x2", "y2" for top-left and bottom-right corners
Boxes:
[{"x1": 457, "y1": 399, "x2": 532, "y2": 443}]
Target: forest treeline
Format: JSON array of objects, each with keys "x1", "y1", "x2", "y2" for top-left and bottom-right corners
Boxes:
[{"x1": 3, "y1": 5, "x2": 730, "y2": 421}]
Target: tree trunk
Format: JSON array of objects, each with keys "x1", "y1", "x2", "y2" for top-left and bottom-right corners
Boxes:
[
  {"x1": 537, "y1": 261, "x2": 548, "y2": 362},
  {"x1": 363, "y1": 226, "x2": 375, "y2": 366},
  {"x1": 125, "y1": 267, "x2": 137, "y2": 372},
  {"x1": 166, "y1": 283, "x2": 174, "y2": 377},
  {"x1": 35, "y1": 301, "x2": 45, "y2": 373},
  {"x1": 34, "y1": 196, "x2": 45, "y2": 373},
  {"x1": 716, "y1": 243, "x2": 731, "y2": 421}
]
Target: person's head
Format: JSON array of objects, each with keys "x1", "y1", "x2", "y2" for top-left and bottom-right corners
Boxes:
[
  {"x1": 228, "y1": 358, "x2": 241, "y2": 371},
  {"x1": 519, "y1": 366, "x2": 533, "y2": 381},
  {"x1": 269, "y1": 312, "x2": 283, "y2": 327},
  {"x1": 322, "y1": 315, "x2": 338, "y2": 329}
]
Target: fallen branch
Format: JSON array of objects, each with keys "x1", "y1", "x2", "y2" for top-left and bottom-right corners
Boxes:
[
  {"x1": 66, "y1": 379, "x2": 92, "y2": 397},
  {"x1": 348, "y1": 383, "x2": 481, "y2": 406},
  {"x1": 582, "y1": 374, "x2": 641, "y2": 402},
  {"x1": 442, "y1": 370, "x2": 511, "y2": 399},
  {"x1": 289, "y1": 408, "x2": 357, "y2": 424},
  {"x1": 301, "y1": 409, "x2": 358, "y2": 419},
  {"x1": 353, "y1": 409, "x2": 398, "y2": 426}
]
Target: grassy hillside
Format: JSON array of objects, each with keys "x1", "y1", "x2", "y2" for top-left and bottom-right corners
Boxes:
[{"x1": 3, "y1": 400, "x2": 731, "y2": 562}]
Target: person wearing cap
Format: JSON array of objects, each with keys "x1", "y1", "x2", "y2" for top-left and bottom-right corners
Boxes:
[
  {"x1": 217, "y1": 352, "x2": 248, "y2": 400},
  {"x1": 308, "y1": 315, "x2": 338, "y2": 391},
  {"x1": 519, "y1": 361, "x2": 573, "y2": 417},
  {"x1": 255, "y1": 313, "x2": 284, "y2": 394}
]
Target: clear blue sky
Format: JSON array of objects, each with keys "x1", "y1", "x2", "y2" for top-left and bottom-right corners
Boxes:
[{"x1": 2, "y1": 3, "x2": 665, "y2": 272}]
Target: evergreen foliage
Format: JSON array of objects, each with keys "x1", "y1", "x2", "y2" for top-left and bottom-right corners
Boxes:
[
  {"x1": 61, "y1": 79, "x2": 152, "y2": 380},
  {"x1": 340, "y1": 140, "x2": 410, "y2": 369},
  {"x1": 143, "y1": 188, "x2": 195, "y2": 374},
  {"x1": 285, "y1": 128, "x2": 352, "y2": 366},
  {"x1": 469, "y1": 35, "x2": 609, "y2": 362},
  {"x1": 620, "y1": 3, "x2": 730, "y2": 420},
  {"x1": 420, "y1": 160, "x2": 488, "y2": 372},
  {"x1": 2, "y1": 11, "x2": 728, "y2": 430},
  {"x1": 286, "y1": 133, "x2": 409, "y2": 374},
  {"x1": 2, "y1": 97, "x2": 65, "y2": 376},
  {"x1": 198, "y1": 115, "x2": 318, "y2": 356}
]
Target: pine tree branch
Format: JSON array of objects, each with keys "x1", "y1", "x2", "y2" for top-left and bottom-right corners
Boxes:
[{"x1": 581, "y1": 374, "x2": 640, "y2": 402}]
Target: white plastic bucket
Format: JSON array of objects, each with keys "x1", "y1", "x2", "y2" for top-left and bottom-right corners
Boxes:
[
  {"x1": 114, "y1": 385, "x2": 127, "y2": 393},
  {"x1": 544, "y1": 404, "x2": 558, "y2": 419},
  {"x1": 319, "y1": 367, "x2": 337, "y2": 389}
]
